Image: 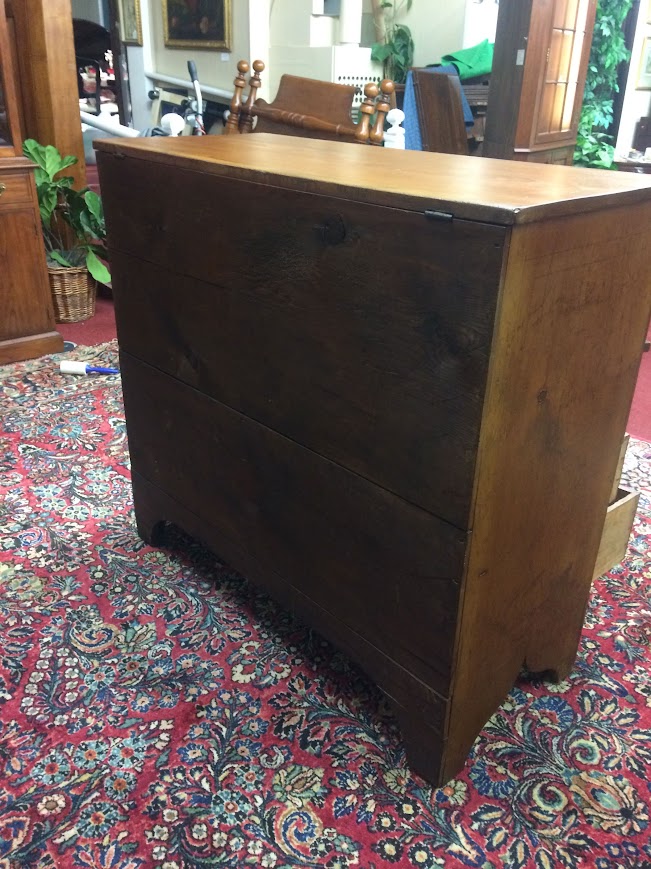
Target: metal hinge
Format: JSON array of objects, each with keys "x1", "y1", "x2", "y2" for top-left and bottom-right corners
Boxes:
[{"x1": 424, "y1": 209, "x2": 453, "y2": 222}]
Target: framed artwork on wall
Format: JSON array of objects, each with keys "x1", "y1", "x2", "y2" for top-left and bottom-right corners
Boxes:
[
  {"x1": 647, "y1": 0, "x2": 651, "y2": 25},
  {"x1": 162, "y1": 0, "x2": 232, "y2": 50},
  {"x1": 637, "y1": 37, "x2": 651, "y2": 90},
  {"x1": 117, "y1": 0, "x2": 142, "y2": 46}
]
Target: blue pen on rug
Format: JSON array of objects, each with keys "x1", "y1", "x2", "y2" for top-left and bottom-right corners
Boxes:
[{"x1": 60, "y1": 361, "x2": 119, "y2": 376}]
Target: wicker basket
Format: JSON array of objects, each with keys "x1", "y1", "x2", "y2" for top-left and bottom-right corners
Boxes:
[{"x1": 48, "y1": 265, "x2": 96, "y2": 323}]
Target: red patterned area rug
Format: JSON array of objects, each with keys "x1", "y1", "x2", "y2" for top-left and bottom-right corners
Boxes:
[{"x1": 1, "y1": 342, "x2": 651, "y2": 869}]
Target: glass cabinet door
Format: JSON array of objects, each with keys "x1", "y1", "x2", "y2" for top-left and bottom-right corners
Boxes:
[
  {"x1": 0, "y1": 0, "x2": 21, "y2": 155},
  {"x1": 534, "y1": 0, "x2": 592, "y2": 143},
  {"x1": 0, "y1": 61, "x2": 13, "y2": 147}
]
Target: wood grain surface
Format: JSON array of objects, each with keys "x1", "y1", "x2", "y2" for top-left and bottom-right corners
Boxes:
[
  {"x1": 98, "y1": 135, "x2": 651, "y2": 787},
  {"x1": 443, "y1": 199, "x2": 651, "y2": 782},
  {"x1": 103, "y1": 160, "x2": 506, "y2": 528},
  {"x1": 412, "y1": 71, "x2": 468, "y2": 155},
  {"x1": 483, "y1": 0, "x2": 534, "y2": 160},
  {"x1": 593, "y1": 488, "x2": 640, "y2": 581},
  {"x1": 0, "y1": 169, "x2": 31, "y2": 208},
  {"x1": 95, "y1": 134, "x2": 651, "y2": 225},
  {"x1": 0, "y1": 163, "x2": 63, "y2": 362},
  {"x1": 120, "y1": 352, "x2": 467, "y2": 692},
  {"x1": 130, "y1": 468, "x2": 450, "y2": 775},
  {"x1": 8, "y1": 0, "x2": 86, "y2": 188}
]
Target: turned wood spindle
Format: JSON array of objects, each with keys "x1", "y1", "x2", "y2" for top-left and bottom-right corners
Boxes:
[
  {"x1": 369, "y1": 78, "x2": 395, "y2": 146},
  {"x1": 239, "y1": 59, "x2": 265, "y2": 133},
  {"x1": 224, "y1": 60, "x2": 249, "y2": 134},
  {"x1": 355, "y1": 81, "x2": 379, "y2": 144}
]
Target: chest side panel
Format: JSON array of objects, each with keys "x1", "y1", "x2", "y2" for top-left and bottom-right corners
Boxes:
[
  {"x1": 444, "y1": 199, "x2": 651, "y2": 781},
  {"x1": 100, "y1": 153, "x2": 506, "y2": 530}
]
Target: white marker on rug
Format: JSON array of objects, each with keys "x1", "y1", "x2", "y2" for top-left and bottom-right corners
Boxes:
[{"x1": 60, "y1": 361, "x2": 119, "y2": 375}]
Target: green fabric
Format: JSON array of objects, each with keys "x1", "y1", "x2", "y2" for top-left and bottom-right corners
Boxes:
[{"x1": 440, "y1": 39, "x2": 494, "y2": 81}]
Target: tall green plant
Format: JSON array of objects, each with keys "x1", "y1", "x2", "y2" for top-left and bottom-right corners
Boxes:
[
  {"x1": 574, "y1": 0, "x2": 634, "y2": 168},
  {"x1": 371, "y1": 0, "x2": 415, "y2": 85},
  {"x1": 23, "y1": 139, "x2": 110, "y2": 283}
]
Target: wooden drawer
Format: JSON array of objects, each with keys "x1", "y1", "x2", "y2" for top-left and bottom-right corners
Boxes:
[
  {"x1": 100, "y1": 154, "x2": 507, "y2": 530},
  {"x1": 120, "y1": 352, "x2": 467, "y2": 692},
  {"x1": 0, "y1": 170, "x2": 32, "y2": 209},
  {"x1": 592, "y1": 487, "x2": 640, "y2": 580}
]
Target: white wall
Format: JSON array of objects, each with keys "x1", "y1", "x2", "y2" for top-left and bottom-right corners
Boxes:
[
  {"x1": 270, "y1": 0, "x2": 315, "y2": 46},
  {"x1": 616, "y1": 2, "x2": 651, "y2": 154},
  {"x1": 268, "y1": 0, "x2": 362, "y2": 95},
  {"x1": 410, "y1": 3, "x2": 466, "y2": 64},
  {"x1": 463, "y1": 0, "x2": 498, "y2": 48}
]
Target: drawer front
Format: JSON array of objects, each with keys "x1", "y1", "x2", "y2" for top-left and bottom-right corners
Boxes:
[
  {"x1": 121, "y1": 353, "x2": 467, "y2": 692},
  {"x1": 102, "y1": 155, "x2": 506, "y2": 529},
  {"x1": 0, "y1": 170, "x2": 32, "y2": 210}
]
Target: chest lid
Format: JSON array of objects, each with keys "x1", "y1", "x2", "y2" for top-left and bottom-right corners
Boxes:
[{"x1": 95, "y1": 133, "x2": 651, "y2": 226}]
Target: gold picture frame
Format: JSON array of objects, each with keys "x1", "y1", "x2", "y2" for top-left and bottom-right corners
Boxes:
[
  {"x1": 162, "y1": 0, "x2": 232, "y2": 51},
  {"x1": 637, "y1": 37, "x2": 651, "y2": 90},
  {"x1": 647, "y1": 0, "x2": 651, "y2": 24},
  {"x1": 117, "y1": 0, "x2": 143, "y2": 46}
]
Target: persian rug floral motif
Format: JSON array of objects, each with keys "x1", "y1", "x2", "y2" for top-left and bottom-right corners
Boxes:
[{"x1": 1, "y1": 342, "x2": 651, "y2": 869}]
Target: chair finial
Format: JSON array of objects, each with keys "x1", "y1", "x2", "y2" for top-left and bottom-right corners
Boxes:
[
  {"x1": 224, "y1": 59, "x2": 249, "y2": 134},
  {"x1": 240, "y1": 60, "x2": 265, "y2": 132},
  {"x1": 370, "y1": 79, "x2": 395, "y2": 146},
  {"x1": 355, "y1": 81, "x2": 379, "y2": 144}
]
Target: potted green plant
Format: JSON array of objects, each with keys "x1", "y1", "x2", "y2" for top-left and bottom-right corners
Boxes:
[
  {"x1": 23, "y1": 138, "x2": 110, "y2": 323},
  {"x1": 370, "y1": 0, "x2": 415, "y2": 86}
]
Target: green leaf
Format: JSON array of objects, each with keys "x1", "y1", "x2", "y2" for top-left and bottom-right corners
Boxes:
[
  {"x1": 86, "y1": 250, "x2": 111, "y2": 284},
  {"x1": 87, "y1": 243, "x2": 109, "y2": 259},
  {"x1": 59, "y1": 154, "x2": 78, "y2": 171},
  {"x1": 37, "y1": 186, "x2": 58, "y2": 226},
  {"x1": 33, "y1": 166, "x2": 48, "y2": 186},
  {"x1": 84, "y1": 190, "x2": 103, "y2": 222},
  {"x1": 80, "y1": 210, "x2": 95, "y2": 237},
  {"x1": 371, "y1": 42, "x2": 393, "y2": 62},
  {"x1": 42, "y1": 145, "x2": 65, "y2": 182},
  {"x1": 49, "y1": 250, "x2": 74, "y2": 268},
  {"x1": 23, "y1": 138, "x2": 48, "y2": 169},
  {"x1": 574, "y1": 0, "x2": 634, "y2": 169}
]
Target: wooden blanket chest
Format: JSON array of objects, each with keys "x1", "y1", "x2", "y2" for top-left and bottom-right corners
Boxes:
[{"x1": 96, "y1": 134, "x2": 651, "y2": 785}]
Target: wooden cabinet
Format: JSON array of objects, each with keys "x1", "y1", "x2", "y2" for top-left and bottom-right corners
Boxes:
[
  {"x1": 0, "y1": 0, "x2": 62, "y2": 364},
  {"x1": 97, "y1": 133, "x2": 651, "y2": 785},
  {"x1": 484, "y1": 0, "x2": 597, "y2": 164}
]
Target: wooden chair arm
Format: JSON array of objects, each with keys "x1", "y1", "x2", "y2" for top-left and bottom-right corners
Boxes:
[{"x1": 251, "y1": 102, "x2": 356, "y2": 139}]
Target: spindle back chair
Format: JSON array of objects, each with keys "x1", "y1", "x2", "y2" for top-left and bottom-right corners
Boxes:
[{"x1": 224, "y1": 60, "x2": 394, "y2": 146}]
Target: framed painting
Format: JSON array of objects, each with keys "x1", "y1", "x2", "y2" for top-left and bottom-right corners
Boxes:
[
  {"x1": 647, "y1": 0, "x2": 651, "y2": 25},
  {"x1": 637, "y1": 37, "x2": 651, "y2": 90},
  {"x1": 162, "y1": 0, "x2": 232, "y2": 50},
  {"x1": 117, "y1": 0, "x2": 142, "y2": 46}
]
